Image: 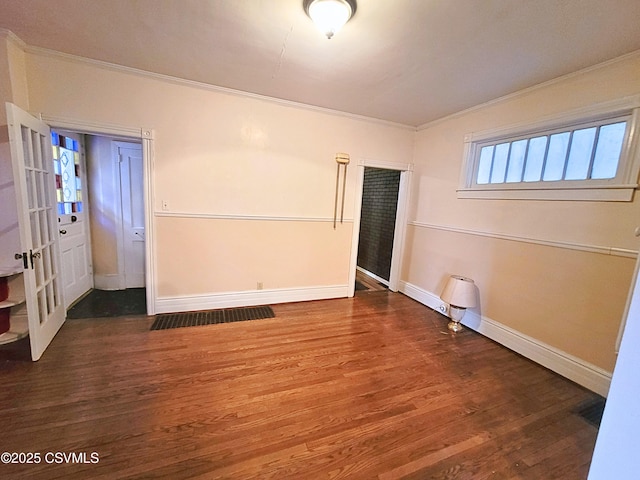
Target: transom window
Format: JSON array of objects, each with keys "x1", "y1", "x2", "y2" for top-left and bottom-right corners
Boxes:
[
  {"x1": 458, "y1": 97, "x2": 640, "y2": 201},
  {"x1": 476, "y1": 118, "x2": 627, "y2": 185}
]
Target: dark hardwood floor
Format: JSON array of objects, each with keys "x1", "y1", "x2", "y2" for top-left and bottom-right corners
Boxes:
[{"x1": 0, "y1": 291, "x2": 600, "y2": 479}]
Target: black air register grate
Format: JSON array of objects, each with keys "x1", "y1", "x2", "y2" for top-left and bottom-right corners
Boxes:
[{"x1": 150, "y1": 306, "x2": 275, "y2": 331}]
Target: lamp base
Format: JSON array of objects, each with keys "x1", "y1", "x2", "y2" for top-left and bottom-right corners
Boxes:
[
  {"x1": 447, "y1": 305, "x2": 467, "y2": 333},
  {"x1": 448, "y1": 320, "x2": 464, "y2": 333}
]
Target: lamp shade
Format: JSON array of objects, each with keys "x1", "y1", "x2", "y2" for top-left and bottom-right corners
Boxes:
[{"x1": 441, "y1": 275, "x2": 476, "y2": 308}]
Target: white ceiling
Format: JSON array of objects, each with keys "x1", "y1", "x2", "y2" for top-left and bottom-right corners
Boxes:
[{"x1": 1, "y1": 0, "x2": 639, "y2": 126}]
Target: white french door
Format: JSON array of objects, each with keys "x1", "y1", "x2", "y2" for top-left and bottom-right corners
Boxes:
[{"x1": 6, "y1": 103, "x2": 65, "y2": 360}]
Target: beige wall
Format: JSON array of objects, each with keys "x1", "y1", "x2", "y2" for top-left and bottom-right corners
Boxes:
[
  {"x1": 0, "y1": 32, "x2": 29, "y2": 118},
  {"x1": 156, "y1": 217, "x2": 352, "y2": 295},
  {"x1": 24, "y1": 50, "x2": 414, "y2": 298},
  {"x1": 0, "y1": 33, "x2": 28, "y2": 269},
  {"x1": 406, "y1": 52, "x2": 640, "y2": 372}
]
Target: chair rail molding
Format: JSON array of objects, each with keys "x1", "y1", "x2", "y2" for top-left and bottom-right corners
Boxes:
[{"x1": 409, "y1": 221, "x2": 637, "y2": 258}]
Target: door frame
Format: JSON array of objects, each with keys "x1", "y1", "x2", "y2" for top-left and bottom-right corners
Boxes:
[
  {"x1": 40, "y1": 114, "x2": 156, "y2": 315},
  {"x1": 348, "y1": 158, "x2": 413, "y2": 297}
]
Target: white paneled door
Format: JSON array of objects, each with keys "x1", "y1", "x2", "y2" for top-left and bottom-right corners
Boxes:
[
  {"x1": 54, "y1": 130, "x2": 93, "y2": 308},
  {"x1": 116, "y1": 142, "x2": 145, "y2": 288},
  {"x1": 6, "y1": 103, "x2": 65, "y2": 360}
]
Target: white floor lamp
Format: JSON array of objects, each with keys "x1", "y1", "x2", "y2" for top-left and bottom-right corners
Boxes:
[{"x1": 440, "y1": 275, "x2": 477, "y2": 333}]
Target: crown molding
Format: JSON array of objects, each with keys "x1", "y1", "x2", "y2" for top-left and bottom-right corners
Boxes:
[
  {"x1": 7, "y1": 27, "x2": 639, "y2": 133},
  {"x1": 417, "y1": 49, "x2": 640, "y2": 131},
  {"x1": 0, "y1": 28, "x2": 27, "y2": 49},
  {"x1": 23, "y1": 41, "x2": 415, "y2": 131}
]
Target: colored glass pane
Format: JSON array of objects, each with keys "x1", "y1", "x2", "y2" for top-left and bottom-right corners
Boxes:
[{"x1": 52, "y1": 130, "x2": 84, "y2": 216}]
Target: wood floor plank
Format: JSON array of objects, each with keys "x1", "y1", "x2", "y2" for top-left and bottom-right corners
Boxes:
[{"x1": 0, "y1": 291, "x2": 601, "y2": 479}]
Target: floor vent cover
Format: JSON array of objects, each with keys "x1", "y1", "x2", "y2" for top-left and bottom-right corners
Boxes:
[
  {"x1": 150, "y1": 306, "x2": 275, "y2": 331},
  {"x1": 576, "y1": 398, "x2": 606, "y2": 428}
]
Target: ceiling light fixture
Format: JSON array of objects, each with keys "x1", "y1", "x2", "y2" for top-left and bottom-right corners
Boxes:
[{"x1": 303, "y1": 0, "x2": 357, "y2": 39}]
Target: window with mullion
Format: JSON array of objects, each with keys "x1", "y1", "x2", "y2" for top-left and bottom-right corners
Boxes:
[{"x1": 473, "y1": 116, "x2": 629, "y2": 188}]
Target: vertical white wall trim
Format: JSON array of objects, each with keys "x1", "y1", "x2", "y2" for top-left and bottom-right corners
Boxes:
[
  {"x1": 141, "y1": 133, "x2": 155, "y2": 315},
  {"x1": 588, "y1": 248, "x2": 640, "y2": 479},
  {"x1": 399, "y1": 280, "x2": 612, "y2": 397},
  {"x1": 388, "y1": 169, "x2": 412, "y2": 292},
  {"x1": 348, "y1": 165, "x2": 365, "y2": 298}
]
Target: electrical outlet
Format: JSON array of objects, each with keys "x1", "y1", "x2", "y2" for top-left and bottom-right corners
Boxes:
[
  {"x1": 257, "y1": 282, "x2": 263, "y2": 290},
  {"x1": 161, "y1": 200, "x2": 169, "y2": 211}
]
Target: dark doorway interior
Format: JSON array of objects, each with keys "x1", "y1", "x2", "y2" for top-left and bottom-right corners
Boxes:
[
  {"x1": 357, "y1": 168, "x2": 401, "y2": 283},
  {"x1": 67, "y1": 288, "x2": 147, "y2": 319}
]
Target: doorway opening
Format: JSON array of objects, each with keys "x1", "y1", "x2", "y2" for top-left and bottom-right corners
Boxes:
[
  {"x1": 54, "y1": 131, "x2": 147, "y2": 318},
  {"x1": 355, "y1": 167, "x2": 401, "y2": 293},
  {"x1": 349, "y1": 161, "x2": 411, "y2": 297}
]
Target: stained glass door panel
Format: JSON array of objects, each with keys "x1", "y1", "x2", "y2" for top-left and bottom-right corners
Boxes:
[{"x1": 52, "y1": 131, "x2": 83, "y2": 219}]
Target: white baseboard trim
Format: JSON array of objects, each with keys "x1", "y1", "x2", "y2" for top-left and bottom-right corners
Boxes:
[
  {"x1": 399, "y1": 280, "x2": 612, "y2": 397},
  {"x1": 154, "y1": 284, "x2": 349, "y2": 315},
  {"x1": 93, "y1": 274, "x2": 123, "y2": 291}
]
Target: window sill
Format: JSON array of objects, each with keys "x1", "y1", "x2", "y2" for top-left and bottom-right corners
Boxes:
[{"x1": 457, "y1": 184, "x2": 637, "y2": 202}]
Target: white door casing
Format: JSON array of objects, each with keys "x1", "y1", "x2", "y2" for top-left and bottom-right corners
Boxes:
[
  {"x1": 37, "y1": 113, "x2": 155, "y2": 314},
  {"x1": 56, "y1": 130, "x2": 93, "y2": 308},
  {"x1": 116, "y1": 142, "x2": 145, "y2": 288},
  {"x1": 6, "y1": 103, "x2": 66, "y2": 360},
  {"x1": 348, "y1": 158, "x2": 413, "y2": 297}
]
